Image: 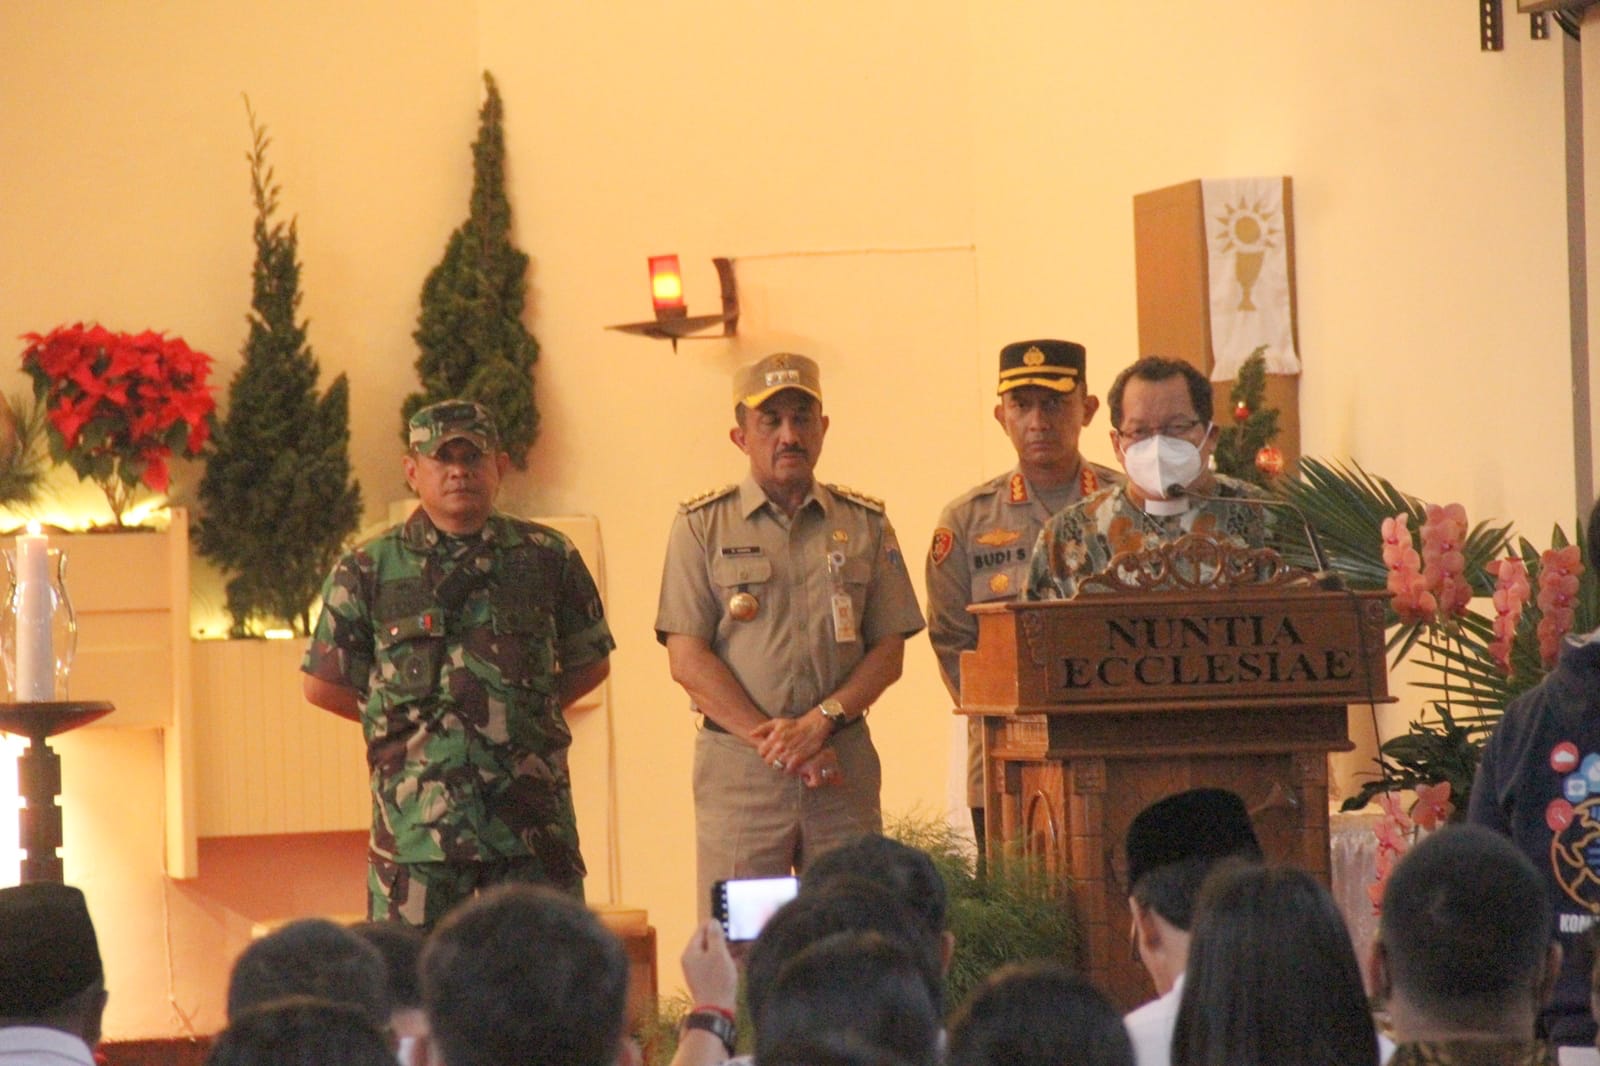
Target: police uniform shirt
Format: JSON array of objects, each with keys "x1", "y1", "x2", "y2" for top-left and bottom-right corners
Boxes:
[
  {"x1": 926, "y1": 462, "x2": 1121, "y2": 696},
  {"x1": 655, "y1": 477, "x2": 926, "y2": 719}
]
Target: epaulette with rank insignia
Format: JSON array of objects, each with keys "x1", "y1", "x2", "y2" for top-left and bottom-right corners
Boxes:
[
  {"x1": 678, "y1": 484, "x2": 737, "y2": 513},
  {"x1": 827, "y1": 484, "x2": 885, "y2": 513}
]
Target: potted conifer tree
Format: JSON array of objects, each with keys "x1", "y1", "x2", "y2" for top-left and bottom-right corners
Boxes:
[
  {"x1": 196, "y1": 101, "x2": 362, "y2": 637},
  {"x1": 402, "y1": 71, "x2": 540, "y2": 467}
]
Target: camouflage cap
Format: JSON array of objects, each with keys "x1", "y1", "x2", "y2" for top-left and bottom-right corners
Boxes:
[
  {"x1": 408, "y1": 400, "x2": 500, "y2": 457},
  {"x1": 997, "y1": 339, "x2": 1086, "y2": 395},
  {"x1": 733, "y1": 353, "x2": 822, "y2": 409}
]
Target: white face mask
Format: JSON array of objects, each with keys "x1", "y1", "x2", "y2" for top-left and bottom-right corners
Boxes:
[{"x1": 1122, "y1": 432, "x2": 1206, "y2": 513}]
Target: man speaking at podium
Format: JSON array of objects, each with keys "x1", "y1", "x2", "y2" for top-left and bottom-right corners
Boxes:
[{"x1": 1024, "y1": 355, "x2": 1267, "y2": 601}]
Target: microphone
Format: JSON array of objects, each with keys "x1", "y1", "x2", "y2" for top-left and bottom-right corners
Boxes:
[{"x1": 1165, "y1": 483, "x2": 1344, "y2": 590}]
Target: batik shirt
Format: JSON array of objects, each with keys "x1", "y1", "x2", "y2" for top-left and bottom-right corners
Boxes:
[
  {"x1": 303, "y1": 507, "x2": 615, "y2": 877},
  {"x1": 1023, "y1": 475, "x2": 1268, "y2": 601}
]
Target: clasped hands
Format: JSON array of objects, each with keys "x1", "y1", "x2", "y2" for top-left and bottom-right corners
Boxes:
[{"x1": 751, "y1": 710, "x2": 842, "y2": 788}]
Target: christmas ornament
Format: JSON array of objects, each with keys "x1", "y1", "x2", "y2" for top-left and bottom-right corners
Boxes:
[{"x1": 1255, "y1": 444, "x2": 1285, "y2": 477}]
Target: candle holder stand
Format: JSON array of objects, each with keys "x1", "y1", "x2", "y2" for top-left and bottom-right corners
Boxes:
[{"x1": 0, "y1": 701, "x2": 113, "y2": 882}]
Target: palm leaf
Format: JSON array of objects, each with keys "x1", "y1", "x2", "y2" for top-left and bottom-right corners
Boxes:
[{"x1": 1273, "y1": 458, "x2": 1512, "y2": 665}]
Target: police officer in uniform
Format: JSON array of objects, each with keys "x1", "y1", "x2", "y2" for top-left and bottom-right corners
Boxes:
[
  {"x1": 302, "y1": 401, "x2": 615, "y2": 929},
  {"x1": 926, "y1": 340, "x2": 1118, "y2": 851},
  {"x1": 656, "y1": 353, "x2": 925, "y2": 916}
]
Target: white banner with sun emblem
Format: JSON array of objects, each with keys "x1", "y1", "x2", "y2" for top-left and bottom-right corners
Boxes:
[{"x1": 1202, "y1": 177, "x2": 1300, "y2": 380}]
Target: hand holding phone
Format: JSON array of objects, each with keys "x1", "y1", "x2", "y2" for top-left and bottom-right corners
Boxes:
[
  {"x1": 680, "y1": 919, "x2": 738, "y2": 1009},
  {"x1": 711, "y1": 875, "x2": 799, "y2": 942}
]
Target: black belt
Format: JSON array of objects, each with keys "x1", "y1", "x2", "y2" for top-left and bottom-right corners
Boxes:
[{"x1": 702, "y1": 714, "x2": 862, "y2": 735}]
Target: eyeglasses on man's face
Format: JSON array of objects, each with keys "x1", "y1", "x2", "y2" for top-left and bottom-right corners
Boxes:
[{"x1": 1114, "y1": 418, "x2": 1207, "y2": 446}]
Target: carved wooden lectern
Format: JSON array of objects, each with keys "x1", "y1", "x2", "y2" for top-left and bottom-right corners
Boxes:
[{"x1": 959, "y1": 536, "x2": 1390, "y2": 1009}]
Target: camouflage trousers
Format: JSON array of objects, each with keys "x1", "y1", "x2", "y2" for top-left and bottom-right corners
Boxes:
[{"x1": 368, "y1": 852, "x2": 585, "y2": 930}]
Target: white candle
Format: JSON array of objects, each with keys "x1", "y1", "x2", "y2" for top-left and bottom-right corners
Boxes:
[{"x1": 14, "y1": 522, "x2": 52, "y2": 701}]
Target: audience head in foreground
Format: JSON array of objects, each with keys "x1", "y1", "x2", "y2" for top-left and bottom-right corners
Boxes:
[
  {"x1": 745, "y1": 877, "x2": 944, "y2": 1026},
  {"x1": 947, "y1": 960, "x2": 1134, "y2": 1066},
  {"x1": 1373, "y1": 824, "x2": 1558, "y2": 1050},
  {"x1": 1123, "y1": 787, "x2": 1263, "y2": 995},
  {"x1": 422, "y1": 884, "x2": 632, "y2": 1066},
  {"x1": 1172, "y1": 862, "x2": 1376, "y2": 1066},
  {"x1": 754, "y1": 931, "x2": 939, "y2": 1066},
  {"x1": 0, "y1": 882, "x2": 107, "y2": 1052},
  {"x1": 225, "y1": 918, "x2": 388, "y2": 1028},
  {"x1": 349, "y1": 920, "x2": 429, "y2": 1064},
  {"x1": 800, "y1": 833, "x2": 953, "y2": 972},
  {"x1": 206, "y1": 997, "x2": 394, "y2": 1066}
]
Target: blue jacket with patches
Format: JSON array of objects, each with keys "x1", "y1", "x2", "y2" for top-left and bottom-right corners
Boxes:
[{"x1": 1469, "y1": 635, "x2": 1600, "y2": 1046}]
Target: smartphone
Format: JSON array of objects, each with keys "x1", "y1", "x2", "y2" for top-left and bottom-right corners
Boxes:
[{"x1": 711, "y1": 875, "x2": 799, "y2": 942}]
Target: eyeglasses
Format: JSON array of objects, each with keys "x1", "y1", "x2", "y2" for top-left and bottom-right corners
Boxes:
[{"x1": 1115, "y1": 418, "x2": 1207, "y2": 446}]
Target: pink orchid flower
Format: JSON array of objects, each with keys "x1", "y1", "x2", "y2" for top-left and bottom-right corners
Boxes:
[
  {"x1": 1411, "y1": 781, "x2": 1455, "y2": 831},
  {"x1": 1486, "y1": 556, "x2": 1531, "y2": 674},
  {"x1": 1420, "y1": 503, "x2": 1472, "y2": 619},
  {"x1": 1536, "y1": 545, "x2": 1585, "y2": 667},
  {"x1": 1382, "y1": 514, "x2": 1436, "y2": 624}
]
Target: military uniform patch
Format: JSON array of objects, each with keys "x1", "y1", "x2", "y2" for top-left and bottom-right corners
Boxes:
[
  {"x1": 1008, "y1": 473, "x2": 1029, "y2": 504},
  {"x1": 728, "y1": 591, "x2": 759, "y2": 621},
  {"x1": 975, "y1": 528, "x2": 1022, "y2": 548},
  {"x1": 828, "y1": 484, "x2": 885, "y2": 512},
  {"x1": 1080, "y1": 465, "x2": 1102, "y2": 499},
  {"x1": 930, "y1": 528, "x2": 955, "y2": 567},
  {"x1": 680, "y1": 485, "x2": 737, "y2": 512}
]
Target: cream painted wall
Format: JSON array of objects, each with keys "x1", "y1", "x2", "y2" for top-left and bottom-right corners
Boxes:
[
  {"x1": 968, "y1": 5, "x2": 1574, "y2": 781},
  {"x1": 0, "y1": 0, "x2": 1582, "y2": 1038},
  {"x1": 476, "y1": 0, "x2": 980, "y2": 981},
  {"x1": 0, "y1": 0, "x2": 478, "y2": 1037}
]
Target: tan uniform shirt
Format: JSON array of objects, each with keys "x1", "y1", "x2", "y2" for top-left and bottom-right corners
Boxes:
[
  {"x1": 926, "y1": 462, "x2": 1120, "y2": 805},
  {"x1": 655, "y1": 476, "x2": 926, "y2": 717}
]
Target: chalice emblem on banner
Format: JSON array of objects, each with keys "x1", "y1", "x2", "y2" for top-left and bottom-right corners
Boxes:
[{"x1": 1213, "y1": 197, "x2": 1280, "y2": 312}]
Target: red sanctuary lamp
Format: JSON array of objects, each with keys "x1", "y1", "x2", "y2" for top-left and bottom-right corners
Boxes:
[
  {"x1": 649, "y1": 255, "x2": 687, "y2": 319},
  {"x1": 607, "y1": 255, "x2": 740, "y2": 349}
]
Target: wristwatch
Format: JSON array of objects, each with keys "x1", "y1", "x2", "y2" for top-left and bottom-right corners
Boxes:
[
  {"x1": 683, "y1": 1010, "x2": 737, "y2": 1055},
  {"x1": 817, "y1": 698, "x2": 850, "y2": 731}
]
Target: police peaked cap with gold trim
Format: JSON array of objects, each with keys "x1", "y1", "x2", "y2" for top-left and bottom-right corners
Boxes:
[
  {"x1": 0, "y1": 883, "x2": 103, "y2": 1016},
  {"x1": 997, "y1": 339, "x2": 1086, "y2": 395},
  {"x1": 733, "y1": 353, "x2": 822, "y2": 408},
  {"x1": 1124, "y1": 788, "x2": 1263, "y2": 890}
]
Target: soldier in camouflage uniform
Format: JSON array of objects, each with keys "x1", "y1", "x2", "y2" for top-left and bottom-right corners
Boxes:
[
  {"x1": 302, "y1": 401, "x2": 614, "y2": 930},
  {"x1": 925, "y1": 339, "x2": 1119, "y2": 853}
]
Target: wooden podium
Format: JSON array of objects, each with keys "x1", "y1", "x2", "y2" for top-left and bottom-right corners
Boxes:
[{"x1": 959, "y1": 537, "x2": 1390, "y2": 1009}]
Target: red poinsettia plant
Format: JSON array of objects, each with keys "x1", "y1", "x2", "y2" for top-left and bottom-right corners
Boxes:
[{"x1": 20, "y1": 322, "x2": 217, "y2": 526}]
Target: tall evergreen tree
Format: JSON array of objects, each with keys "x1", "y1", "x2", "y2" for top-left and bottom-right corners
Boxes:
[
  {"x1": 402, "y1": 71, "x2": 540, "y2": 467},
  {"x1": 196, "y1": 100, "x2": 363, "y2": 636}
]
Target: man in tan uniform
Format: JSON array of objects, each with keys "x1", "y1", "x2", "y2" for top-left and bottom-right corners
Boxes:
[
  {"x1": 656, "y1": 353, "x2": 926, "y2": 915},
  {"x1": 926, "y1": 340, "x2": 1118, "y2": 851}
]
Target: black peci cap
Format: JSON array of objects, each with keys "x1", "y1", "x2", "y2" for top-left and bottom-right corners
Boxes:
[{"x1": 1125, "y1": 788, "x2": 1264, "y2": 890}]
